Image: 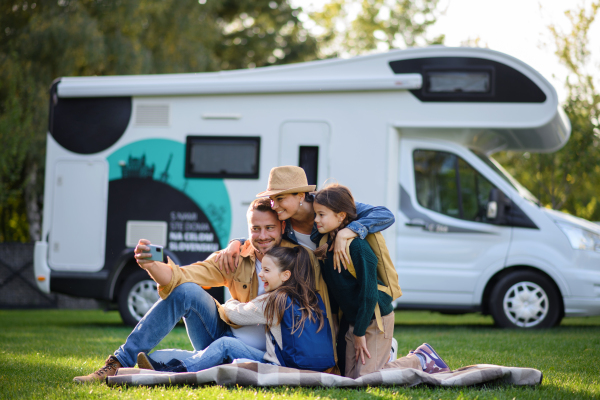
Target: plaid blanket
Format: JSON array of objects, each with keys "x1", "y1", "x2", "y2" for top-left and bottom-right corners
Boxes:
[{"x1": 107, "y1": 362, "x2": 542, "y2": 388}]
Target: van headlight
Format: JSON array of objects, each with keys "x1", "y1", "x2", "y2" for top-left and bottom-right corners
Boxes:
[{"x1": 555, "y1": 222, "x2": 600, "y2": 252}]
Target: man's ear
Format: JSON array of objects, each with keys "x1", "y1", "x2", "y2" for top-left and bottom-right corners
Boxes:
[
  {"x1": 281, "y1": 220, "x2": 286, "y2": 231},
  {"x1": 281, "y1": 270, "x2": 292, "y2": 282}
]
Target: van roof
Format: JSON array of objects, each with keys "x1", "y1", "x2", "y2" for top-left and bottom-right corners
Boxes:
[{"x1": 55, "y1": 46, "x2": 570, "y2": 153}]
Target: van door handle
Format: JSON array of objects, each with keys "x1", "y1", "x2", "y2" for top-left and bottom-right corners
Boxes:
[{"x1": 405, "y1": 220, "x2": 426, "y2": 228}]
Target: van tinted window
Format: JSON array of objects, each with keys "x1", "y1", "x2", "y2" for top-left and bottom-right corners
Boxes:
[
  {"x1": 185, "y1": 136, "x2": 260, "y2": 179},
  {"x1": 414, "y1": 150, "x2": 496, "y2": 223}
]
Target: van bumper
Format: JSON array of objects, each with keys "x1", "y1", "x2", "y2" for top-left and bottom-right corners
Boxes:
[{"x1": 34, "y1": 241, "x2": 51, "y2": 293}]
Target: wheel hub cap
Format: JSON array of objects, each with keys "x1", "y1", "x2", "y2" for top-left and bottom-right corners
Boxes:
[
  {"x1": 128, "y1": 280, "x2": 159, "y2": 321},
  {"x1": 503, "y1": 281, "x2": 549, "y2": 327}
]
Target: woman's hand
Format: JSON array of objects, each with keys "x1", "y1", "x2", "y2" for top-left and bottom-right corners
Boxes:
[
  {"x1": 214, "y1": 240, "x2": 242, "y2": 273},
  {"x1": 330, "y1": 228, "x2": 357, "y2": 272},
  {"x1": 134, "y1": 239, "x2": 156, "y2": 270},
  {"x1": 353, "y1": 334, "x2": 371, "y2": 365}
]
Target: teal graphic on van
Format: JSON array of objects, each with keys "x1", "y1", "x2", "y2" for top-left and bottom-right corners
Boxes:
[{"x1": 107, "y1": 139, "x2": 231, "y2": 249}]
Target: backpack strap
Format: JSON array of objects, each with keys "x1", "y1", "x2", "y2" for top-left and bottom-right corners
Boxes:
[{"x1": 269, "y1": 330, "x2": 286, "y2": 367}]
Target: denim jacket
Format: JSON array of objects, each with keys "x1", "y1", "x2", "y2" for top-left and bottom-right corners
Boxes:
[{"x1": 284, "y1": 201, "x2": 395, "y2": 246}]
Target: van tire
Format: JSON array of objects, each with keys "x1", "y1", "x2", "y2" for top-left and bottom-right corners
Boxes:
[
  {"x1": 118, "y1": 270, "x2": 160, "y2": 326},
  {"x1": 489, "y1": 271, "x2": 561, "y2": 329}
]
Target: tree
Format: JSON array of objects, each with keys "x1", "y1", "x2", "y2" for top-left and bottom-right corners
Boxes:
[
  {"x1": 309, "y1": 0, "x2": 445, "y2": 57},
  {"x1": 0, "y1": 0, "x2": 319, "y2": 242},
  {"x1": 494, "y1": 1, "x2": 600, "y2": 221}
]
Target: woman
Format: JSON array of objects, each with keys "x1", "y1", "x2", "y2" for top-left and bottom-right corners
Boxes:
[{"x1": 216, "y1": 165, "x2": 395, "y2": 273}]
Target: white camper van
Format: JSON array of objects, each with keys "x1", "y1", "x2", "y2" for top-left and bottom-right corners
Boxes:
[{"x1": 34, "y1": 47, "x2": 600, "y2": 328}]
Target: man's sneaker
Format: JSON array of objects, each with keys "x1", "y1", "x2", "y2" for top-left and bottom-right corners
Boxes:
[
  {"x1": 388, "y1": 337, "x2": 398, "y2": 362},
  {"x1": 137, "y1": 352, "x2": 187, "y2": 373},
  {"x1": 411, "y1": 343, "x2": 450, "y2": 374},
  {"x1": 73, "y1": 355, "x2": 122, "y2": 383}
]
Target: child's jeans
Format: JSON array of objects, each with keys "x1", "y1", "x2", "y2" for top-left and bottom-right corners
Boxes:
[{"x1": 149, "y1": 336, "x2": 267, "y2": 372}]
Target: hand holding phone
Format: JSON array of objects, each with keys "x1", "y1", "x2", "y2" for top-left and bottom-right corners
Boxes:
[{"x1": 146, "y1": 244, "x2": 164, "y2": 262}]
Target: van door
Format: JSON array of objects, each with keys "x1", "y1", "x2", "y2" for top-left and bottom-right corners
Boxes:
[
  {"x1": 396, "y1": 138, "x2": 511, "y2": 307},
  {"x1": 279, "y1": 121, "x2": 330, "y2": 186},
  {"x1": 48, "y1": 160, "x2": 109, "y2": 271}
]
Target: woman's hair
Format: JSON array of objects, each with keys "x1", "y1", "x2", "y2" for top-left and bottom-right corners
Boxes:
[
  {"x1": 313, "y1": 184, "x2": 358, "y2": 259},
  {"x1": 262, "y1": 246, "x2": 325, "y2": 334},
  {"x1": 286, "y1": 192, "x2": 315, "y2": 202}
]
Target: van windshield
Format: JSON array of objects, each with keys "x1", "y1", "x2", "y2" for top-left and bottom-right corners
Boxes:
[{"x1": 470, "y1": 150, "x2": 540, "y2": 206}]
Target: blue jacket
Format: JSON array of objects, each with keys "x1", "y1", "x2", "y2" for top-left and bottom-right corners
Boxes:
[{"x1": 284, "y1": 201, "x2": 395, "y2": 246}]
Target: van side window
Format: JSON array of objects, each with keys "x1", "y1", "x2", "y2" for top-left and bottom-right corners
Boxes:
[
  {"x1": 414, "y1": 150, "x2": 496, "y2": 223},
  {"x1": 185, "y1": 136, "x2": 260, "y2": 179}
]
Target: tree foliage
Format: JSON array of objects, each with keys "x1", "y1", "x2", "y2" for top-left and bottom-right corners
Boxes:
[
  {"x1": 0, "y1": 0, "x2": 319, "y2": 242},
  {"x1": 0, "y1": 0, "x2": 447, "y2": 242},
  {"x1": 494, "y1": 1, "x2": 600, "y2": 221},
  {"x1": 309, "y1": 0, "x2": 445, "y2": 57}
]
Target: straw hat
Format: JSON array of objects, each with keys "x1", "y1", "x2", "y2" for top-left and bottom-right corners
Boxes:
[{"x1": 256, "y1": 166, "x2": 316, "y2": 197}]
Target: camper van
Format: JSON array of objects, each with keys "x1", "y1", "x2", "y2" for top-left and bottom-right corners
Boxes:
[{"x1": 34, "y1": 46, "x2": 600, "y2": 328}]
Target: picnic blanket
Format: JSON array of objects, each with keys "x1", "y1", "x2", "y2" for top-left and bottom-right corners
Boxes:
[{"x1": 107, "y1": 362, "x2": 542, "y2": 388}]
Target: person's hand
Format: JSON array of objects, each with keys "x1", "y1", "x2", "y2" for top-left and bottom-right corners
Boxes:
[
  {"x1": 134, "y1": 239, "x2": 155, "y2": 270},
  {"x1": 214, "y1": 240, "x2": 242, "y2": 274},
  {"x1": 329, "y1": 228, "x2": 357, "y2": 272},
  {"x1": 353, "y1": 334, "x2": 371, "y2": 365}
]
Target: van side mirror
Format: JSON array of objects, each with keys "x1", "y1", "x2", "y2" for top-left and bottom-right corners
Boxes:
[{"x1": 488, "y1": 188, "x2": 511, "y2": 224}]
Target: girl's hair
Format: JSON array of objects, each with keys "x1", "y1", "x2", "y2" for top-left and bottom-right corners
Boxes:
[
  {"x1": 313, "y1": 184, "x2": 357, "y2": 259},
  {"x1": 262, "y1": 246, "x2": 325, "y2": 334}
]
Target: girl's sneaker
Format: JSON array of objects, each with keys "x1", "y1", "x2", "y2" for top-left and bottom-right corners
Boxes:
[
  {"x1": 389, "y1": 337, "x2": 398, "y2": 362},
  {"x1": 137, "y1": 352, "x2": 187, "y2": 372},
  {"x1": 411, "y1": 343, "x2": 450, "y2": 374}
]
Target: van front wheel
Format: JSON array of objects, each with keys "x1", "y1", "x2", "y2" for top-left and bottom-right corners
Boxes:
[
  {"x1": 118, "y1": 270, "x2": 160, "y2": 326},
  {"x1": 489, "y1": 271, "x2": 562, "y2": 329}
]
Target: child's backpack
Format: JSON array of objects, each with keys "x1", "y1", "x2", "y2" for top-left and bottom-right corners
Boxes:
[
  {"x1": 269, "y1": 294, "x2": 335, "y2": 371},
  {"x1": 320, "y1": 231, "x2": 402, "y2": 333}
]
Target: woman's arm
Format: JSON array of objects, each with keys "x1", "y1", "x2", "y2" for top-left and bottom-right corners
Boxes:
[
  {"x1": 214, "y1": 239, "x2": 243, "y2": 274},
  {"x1": 349, "y1": 202, "x2": 395, "y2": 239},
  {"x1": 331, "y1": 202, "x2": 395, "y2": 271}
]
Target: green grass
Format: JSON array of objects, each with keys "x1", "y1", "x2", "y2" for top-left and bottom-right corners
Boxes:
[{"x1": 0, "y1": 310, "x2": 598, "y2": 399}]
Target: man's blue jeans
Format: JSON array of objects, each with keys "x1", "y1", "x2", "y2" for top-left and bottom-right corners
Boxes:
[
  {"x1": 149, "y1": 336, "x2": 267, "y2": 372},
  {"x1": 114, "y1": 283, "x2": 232, "y2": 368}
]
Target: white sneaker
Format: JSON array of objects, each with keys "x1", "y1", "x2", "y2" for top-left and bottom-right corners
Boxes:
[{"x1": 389, "y1": 337, "x2": 398, "y2": 362}]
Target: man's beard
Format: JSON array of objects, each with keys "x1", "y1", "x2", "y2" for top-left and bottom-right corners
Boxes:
[{"x1": 252, "y1": 237, "x2": 282, "y2": 255}]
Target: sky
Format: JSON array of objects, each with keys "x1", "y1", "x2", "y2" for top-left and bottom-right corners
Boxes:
[{"x1": 292, "y1": 0, "x2": 600, "y2": 102}]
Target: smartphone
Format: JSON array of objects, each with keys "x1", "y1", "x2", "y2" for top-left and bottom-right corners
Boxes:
[{"x1": 146, "y1": 244, "x2": 164, "y2": 262}]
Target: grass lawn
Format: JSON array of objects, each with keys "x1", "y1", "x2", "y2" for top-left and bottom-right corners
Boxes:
[{"x1": 0, "y1": 309, "x2": 598, "y2": 399}]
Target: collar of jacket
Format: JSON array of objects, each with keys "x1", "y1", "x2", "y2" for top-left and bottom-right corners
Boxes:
[
  {"x1": 283, "y1": 218, "x2": 323, "y2": 245},
  {"x1": 240, "y1": 240, "x2": 257, "y2": 259}
]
